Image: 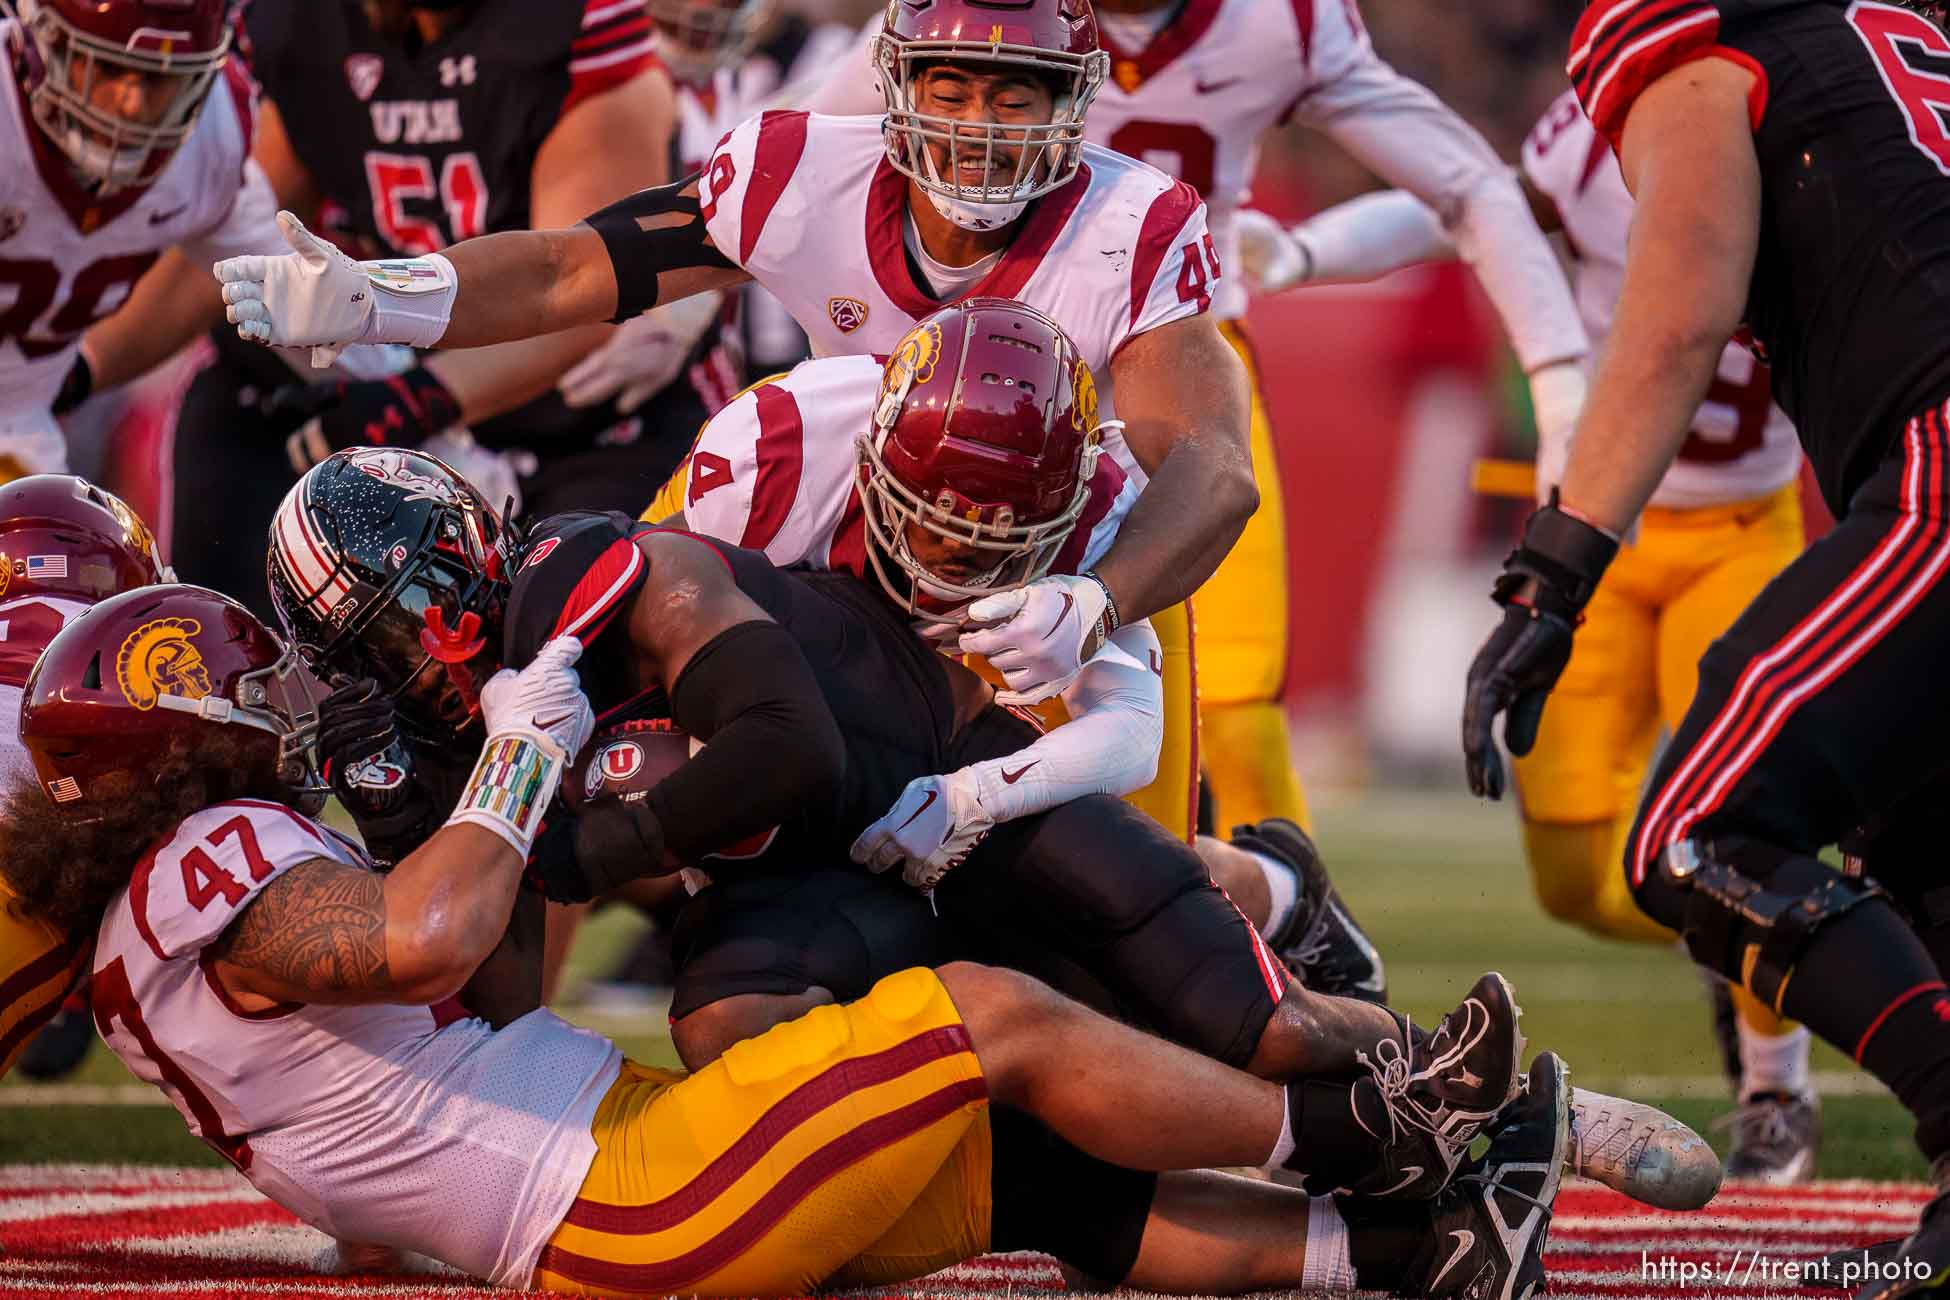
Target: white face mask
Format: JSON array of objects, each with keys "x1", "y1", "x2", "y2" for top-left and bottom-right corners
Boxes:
[{"x1": 925, "y1": 187, "x2": 1027, "y2": 232}]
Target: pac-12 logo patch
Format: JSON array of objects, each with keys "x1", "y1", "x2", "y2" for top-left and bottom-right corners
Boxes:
[
  {"x1": 585, "y1": 740, "x2": 643, "y2": 797},
  {"x1": 828, "y1": 296, "x2": 870, "y2": 333},
  {"x1": 116, "y1": 617, "x2": 212, "y2": 711},
  {"x1": 345, "y1": 54, "x2": 384, "y2": 102}
]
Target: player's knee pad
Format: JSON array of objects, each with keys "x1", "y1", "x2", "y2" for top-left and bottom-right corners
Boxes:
[
  {"x1": 988, "y1": 1104, "x2": 1156, "y2": 1285},
  {"x1": 1656, "y1": 837, "x2": 1890, "y2": 1008}
]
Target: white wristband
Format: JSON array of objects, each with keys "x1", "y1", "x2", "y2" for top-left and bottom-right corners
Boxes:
[
  {"x1": 361, "y1": 253, "x2": 458, "y2": 349},
  {"x1": 445, "y1": 729, "x2": 565, "y2": 859}
]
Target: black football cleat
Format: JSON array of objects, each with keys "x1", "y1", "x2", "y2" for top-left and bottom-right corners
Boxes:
[
  {"x1": 1720, "y1": 1089, "x2": 1821, "y2": 1185},
  {"x1": 1234, "y1": 818, "x2": 1388, "y2": 1004},
  {"x1": 1403, "y1": 1051, "x2": 1570, "y2": 1299},
  {"x1": 16, "y1": 1000, "x2": 93, "y2": 1080},
  {"x1": 1854, "y1": 1180, "x2": 1950, "y2": 1300},
  {"x1": 1346, "y1": 972, "x2": 1526, "y2": 1199}
]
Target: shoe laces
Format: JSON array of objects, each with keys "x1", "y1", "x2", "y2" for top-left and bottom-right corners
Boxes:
[
  {"x1": 1453, "y1": 1168, "x2": 1556, "y2": 1222},
  {"x1": 1356, "y1": 1011, "x2": 1495, "y2": 1160},
  {"x1": 1712, "y1": 1096, "x2": 1800, "y2": 1152}
]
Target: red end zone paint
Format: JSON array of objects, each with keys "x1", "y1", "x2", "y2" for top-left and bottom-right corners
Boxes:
[{"x1": 0, "y1": 1169, "x2": 1932, "y2": 1298}]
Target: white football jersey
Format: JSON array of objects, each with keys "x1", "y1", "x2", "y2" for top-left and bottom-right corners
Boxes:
[
  {"x1": 0, "y1": 594, "x2": 88, "y2": 790},
  {"x1": 697, "y1": 112, "x2": 1216, "y2": 482},
  {"x1": 679, "y1": 354, "x2": 1138, "y2": 581},
  {"x1": 0, "y1": 35, "x2": 284, "y2": 472},
  {"x1": 93, "y1": 799, "x2": 621, "y2": 1287},
  {"x1": 1521, "y1": 90, "x2": 1801, "y2": 509}
]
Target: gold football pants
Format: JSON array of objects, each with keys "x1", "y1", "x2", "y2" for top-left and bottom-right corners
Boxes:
[
  {"x1": 1512, "y1": 483, "x2": 1803, "y2": 1033},
  {"x1": 0, "y1": 876, "x2": 84, "y2": 1079},
  {"x1": 532, "y1": 968, "x2": 991, "y2": 1297}
]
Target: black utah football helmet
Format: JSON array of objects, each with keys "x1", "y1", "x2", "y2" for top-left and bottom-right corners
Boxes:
[{"x1": 267, "y1": 448, "x2": 517, "y2": 743}]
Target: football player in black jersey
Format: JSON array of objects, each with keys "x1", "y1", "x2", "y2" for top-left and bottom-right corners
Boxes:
[
  {"x1": 162, "y1": 0, "x2": 686, "y2": 619},
  {"x1": 1462, "y1": 0, "x2": 1950, "y2": 1284}
]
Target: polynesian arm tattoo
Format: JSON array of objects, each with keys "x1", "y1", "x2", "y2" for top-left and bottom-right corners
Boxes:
[{"x1": 211, "y1": 860, "x2": 392, "y2": 1002}]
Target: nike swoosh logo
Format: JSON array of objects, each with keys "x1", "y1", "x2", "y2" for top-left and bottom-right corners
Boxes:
[
  {"x1": 896, "y1": 788, "x2": 939, "y2": 832},
  {"x1": 1000, "y1": 761, "x2": 1039, "y2": 784},
  {"x1": 1195, "y1": 75, "x2": 1243, "y2": 94},
  {"x1": 1370, "y1": 1165, "x2": 1425, "y2": 1197},
  {"x1": 148, "y1": 204, "x2": 189, "y2": 225},
  {"x1": 1429, "y1": 1229, "x2": 1475, "y2": 1291},
  {"x1": 535, "y1": 712, "x2": 577, "y2": 733},
  {"x1": 1041, "y1": 592, "x2": 1074, "y2": 640}
]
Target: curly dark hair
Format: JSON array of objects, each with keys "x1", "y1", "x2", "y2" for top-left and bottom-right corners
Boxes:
[{"x1": 0, "y1": 731, "x2": 294, "y2": 939}]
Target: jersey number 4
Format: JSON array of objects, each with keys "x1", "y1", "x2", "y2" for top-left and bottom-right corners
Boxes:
[
  {"x1": 1852, "y1": 2, "x2": 1950, "y2": 175},
  {"x1": 180, "y1": 815, "x2": 277, "y2": 911}
]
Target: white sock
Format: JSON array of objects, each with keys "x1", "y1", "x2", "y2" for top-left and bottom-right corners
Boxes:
[
  {"x1": 1269, "y1": 1086, "x2": 1297, "y2": 1168},
  {"x1": 1302, "y1": 1196, "x2": 1356, "y2": 1291},
  {"x1": 1248, "y1": 848, "x2": 1301, "y2": 941},
  {"x1": 1738, "y1": 1022, "x2": 1812, "y2": 1101}
]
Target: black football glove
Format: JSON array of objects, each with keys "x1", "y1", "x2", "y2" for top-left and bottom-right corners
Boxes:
[
  {"x1": 317, "y1": 678, "x2": 441, "y2": 867},
  {"x1": 1462, "y1": 497, "x2": 1620, "y2": 800},
  {"x1": 260, "y1": 364, "x2": 462, "y2": 469},
  {"x1": 52, "y1": 350, "x2": 92, "y2": 415}
]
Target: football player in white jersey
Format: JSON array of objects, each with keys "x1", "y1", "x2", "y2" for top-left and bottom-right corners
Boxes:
[
  {"x1": 1265, "y1": 90, "x2": 1815, "y2": 1181},
  {"x1": 656, "y1": 297, "x2": 1387, "y2": 1002},
  {"x1": 806, "y1": 0, "x2": 1592, "y2": 841},
  {"x1": 0, "y1": 475, "x2": 167, "y2": 1080},
  {"x1": 0, "y1": 0, "x2": 404, "y2": 480},
  {"x1": 212, "y1": 0, "x2": 1261, "y2": 845},
  {"x1": 0, "y1": 580, "x2": 1576, "y2": 1298}
]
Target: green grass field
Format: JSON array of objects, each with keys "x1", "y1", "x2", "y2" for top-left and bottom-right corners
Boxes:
[{"x1": 0, "y1": 787, "x2": 1921, "y2": 1180}]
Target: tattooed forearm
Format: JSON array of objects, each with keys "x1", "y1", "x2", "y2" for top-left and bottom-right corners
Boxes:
[{"x1": 214, "y1": 860, "x2": 391, "y2": 997}]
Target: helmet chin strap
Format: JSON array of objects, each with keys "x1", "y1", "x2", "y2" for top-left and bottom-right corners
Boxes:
[{"x1": 926, "y1": 186, "x2": 1027, "y2": 232}]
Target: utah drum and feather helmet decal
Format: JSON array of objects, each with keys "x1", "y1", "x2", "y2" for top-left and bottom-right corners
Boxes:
[{"x1": 115, "y1": 617, "x2": 213, "y2": 710}]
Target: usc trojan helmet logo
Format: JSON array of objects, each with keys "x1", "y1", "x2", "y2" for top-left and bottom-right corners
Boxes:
[
  {"x1": 116, "y1": 617, "x2": 214, "y2": 711},
  {"x1": 1073, "y1": 356, "x2": 1099, "y2": 436},
  {"x1": 881, "y1": 319, "x2": 942, "y2": 404}
]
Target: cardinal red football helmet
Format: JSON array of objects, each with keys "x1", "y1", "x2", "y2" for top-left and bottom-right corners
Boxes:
[
  {"x1": 645, "y1": 0, "x2": 775, "y2": 84},
  {"x1": 4, "y1": 0, "x2": 232, "y2": 193},
  {"x1": 857, "y1": 297, "x2": 1102, "y2": 613},
  {"x1": 20, "y1": 585, "x2": 321, "y2": 812},
  {"x1": 874, "y1": 0, "x2": 1108, "y2": 222},
  {"x1": 0, "y1": 474, "x2": 169, "y2": 604}
]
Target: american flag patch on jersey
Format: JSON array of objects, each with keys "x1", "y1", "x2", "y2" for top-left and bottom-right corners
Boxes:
[
  {"x1": 47, "y1": 776, "x2": 81, "y2": 802},
  {"x1": 25, "y1": 555, "x2": 66, "y2": 579}
]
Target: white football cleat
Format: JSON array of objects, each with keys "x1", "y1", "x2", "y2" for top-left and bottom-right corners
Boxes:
[{"x1": 1567, "y1": 1086, "x2": 1722, "y2": 1209}]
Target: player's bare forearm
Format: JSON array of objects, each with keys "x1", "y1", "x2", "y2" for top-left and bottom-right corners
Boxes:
[
  {"x1": 83, "y1": 250, "x2": 223, "y2": 391},
  {"x1": 1559, "y1": 58, "x2": 1760, "y2": 533},
  {"x1": 424, "y1": 322, "x2": 615, "y2": 423},
  {"x1": 1098, "y1": 317, "x2": 1256, "y2": 619},
  {"x1": 212, "y1": 823, "x2": 523, "y2": 1007},
  {"x1": 434, "y1": 226, "x2": 619, "y2": 349},
  {"x1": 454, "y1": 887, "x2": 544, "y2": 1028}
]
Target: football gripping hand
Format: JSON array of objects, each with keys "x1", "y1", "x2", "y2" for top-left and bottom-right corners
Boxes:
[
  {"x1": 478, "y1": 636, "x2": 594, "y2": 757},
  {"x1": 315, "y1": 678, "x2": 435, "y2": 866},
  {"x1": 1462, "y1": 501, "x2": 1619, "y2": 800},
  {"x1": 851, "y1": 769, "x2": 994, "y2": 891},
  {"x1": 215, "y1": 210, "x2": 456, "y2": 366},
  {"x1": 260, "y1": 365, "x2": 463, "y2": 470},
  {"x1": 958, "y1": 573, "x2": 1110, "y2": 707}
]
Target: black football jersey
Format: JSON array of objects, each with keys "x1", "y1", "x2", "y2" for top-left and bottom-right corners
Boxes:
[
  {"x1": 504, "y1": 511, "x2": 965, "y2": 866},
  {"x1": 1571, "y1": 0, "x2": 1950, "y2": 513},
  {"x1": 236, "y1": 0, "x2": 659, "y2": 456}
]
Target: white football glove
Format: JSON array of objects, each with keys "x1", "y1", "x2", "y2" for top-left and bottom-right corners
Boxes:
[
  {"x1": 1528, "y1": 360, "x2": 1589, "y2": 506},
  {"x1": 958, "y1": 573, "x2": 1109, "y2": 706},
  {"x1": 478, "y1": 635, "x2": 594, "y2": 759},
  {"x1": 214, "y1": 211, "x2": 455, "y2": 366},
  {"x1": 1234, "y1": 208, "x2": 1314, "y2": 295},
  {"x1": 558, "y1": 291, "x2": 724, "y2": 414},
  {"x1": 850, "y1": 769, "x2": 994, "y2": 890}
]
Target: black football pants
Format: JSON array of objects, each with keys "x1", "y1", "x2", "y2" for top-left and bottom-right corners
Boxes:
[{"x1": 1626, "y1": 406, "x2": 1950, "y2": 1156}]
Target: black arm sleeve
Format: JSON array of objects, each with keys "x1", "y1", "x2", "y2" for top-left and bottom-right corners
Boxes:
[
  {"x1": 581, "y1": 171, "x2": 738, "y2": 322},
  {"x1": 650, "y1": 619, "x2": 845, "y2": 860}
]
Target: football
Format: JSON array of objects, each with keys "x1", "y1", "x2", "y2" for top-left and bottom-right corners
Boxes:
[{"x1": 564, "y1": 717, "x2": 692, "y2": 811}]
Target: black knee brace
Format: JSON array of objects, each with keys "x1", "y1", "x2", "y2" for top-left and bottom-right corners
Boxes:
[{"x1": 1663, "y1": 838, "x2": 1889, "y2": 1009}]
